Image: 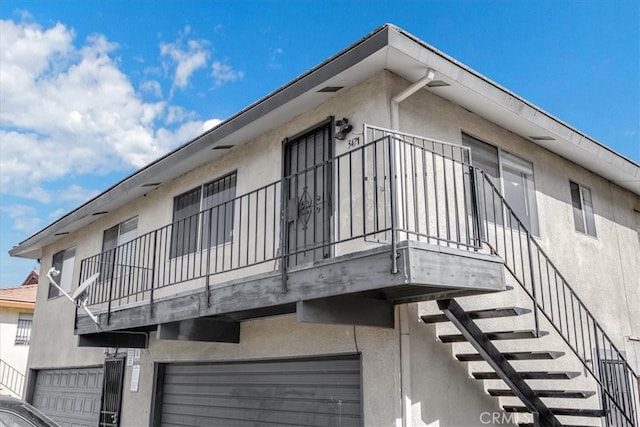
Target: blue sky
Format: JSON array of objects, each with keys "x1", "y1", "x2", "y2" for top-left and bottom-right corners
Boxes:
[{"x1": 1, "y1": 1, "x2": 638, "y2": 287}]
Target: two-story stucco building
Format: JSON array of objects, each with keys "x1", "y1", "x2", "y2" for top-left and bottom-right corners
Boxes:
[{"x1": 9, "y1": 25, "x2": 640, "y2": 427}]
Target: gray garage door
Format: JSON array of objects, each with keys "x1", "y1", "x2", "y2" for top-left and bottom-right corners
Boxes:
[
  {"x1": 31, "y1": 367, "x2": 103, "y2": 427},
  {"x1": 157, "y1": 354, "x2": 362, "y2": 426}
]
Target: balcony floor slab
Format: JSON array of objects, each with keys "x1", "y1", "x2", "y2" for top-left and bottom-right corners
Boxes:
[{"x1": 75, "y1": 241, "x2": 505, "y2": 335}]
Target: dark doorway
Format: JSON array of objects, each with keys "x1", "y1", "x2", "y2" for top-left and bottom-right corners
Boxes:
[
  {"x1": 283, "y1": 119, "x2": 333, "y2": 267},
  {"x1": 99, "y1": 357, "x2": 125, "y2": 427}
]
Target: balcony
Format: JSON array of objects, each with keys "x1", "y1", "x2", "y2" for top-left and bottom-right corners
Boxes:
[{"x1": 74, "y1": 126, "x2": 506, "y2": 338}]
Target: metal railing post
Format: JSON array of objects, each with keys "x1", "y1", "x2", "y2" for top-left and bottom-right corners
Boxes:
[
  {"x1": 205, "y1": 209, "x2": 212, "y2": 307},
  {"x1": 107, "y1": 247, "x2": 117, "y2": 325},
  {"x1": 388, "y1": 136, "x2": 399, "y2": 274},
  {"x1": 526, "y1": 233, "x2": 541, "y2": 337},
  {"x1": 149, "y1": 230, "x2": 157, "y2": 318},
  {"x1": 280, "y1": 177, "x2": 288, "y2": 293},
  {"x1": 469, "y1": 166, "x2": 483, "y2": 248}
]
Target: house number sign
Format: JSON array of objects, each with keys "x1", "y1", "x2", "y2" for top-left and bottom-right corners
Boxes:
[{"x1": 347, "y1": 136, "x2": 362, "y2": 149}]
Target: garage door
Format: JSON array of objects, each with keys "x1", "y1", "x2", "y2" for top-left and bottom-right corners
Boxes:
[
  {"x1": 157, "y1": 354, "x2": 362, "y2": 426},
  {"x1": 31, "y1": 367, "x2": 103, "y2": 427}
]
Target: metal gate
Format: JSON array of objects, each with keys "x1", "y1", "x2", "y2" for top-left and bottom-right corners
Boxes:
[
  {"x1": 99, "y1": 357, "x2": 125, "y2": 427},
  {"x1": 283, "y1": 119, "x2": 333, "y2": 267}
]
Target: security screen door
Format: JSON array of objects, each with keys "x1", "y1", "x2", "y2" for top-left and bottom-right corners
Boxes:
[{"x1": 283, "y1": 120, "x2": 333, "y2": 267}]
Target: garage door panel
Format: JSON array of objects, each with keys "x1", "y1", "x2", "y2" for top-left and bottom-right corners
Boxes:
[
  {"x1": 160, "y1": 355, "x2": 362, "y2": 427},
  {"x1": 165, "y1": 358, "x2": 360, "y2": 375},
  {"x1": 165, "y1": 373, "x2": 362, "y2": 388},
  {"x1": 162, "y1": 396, "x2": 361, "y2": 415},
  {"x1": 162, "y1": 393, "x2": 361, "y2": 410},
  {"x1": 32, "y1": 367, "x2": 103, "y2": 427},
  {"x1": 161, "y1": 408, "x2": 361, "y2": 427}
]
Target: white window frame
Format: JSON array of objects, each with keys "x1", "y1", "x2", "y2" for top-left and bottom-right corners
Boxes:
[
  {"x1": 48, "y1": 247, "x2": 76, "y2": 298},
  {"x1": 101, "y1": 216, "x2": 139, "y2": 281},
  {"x1": 171, "y1": 171, "x2": 237, "y2": 258},
  {"x1": 569, "y1": 181, "x2": 596, "y2": 237},
  {"x1": 463, "y1": 133, "x2": 540, "y2": 236}
]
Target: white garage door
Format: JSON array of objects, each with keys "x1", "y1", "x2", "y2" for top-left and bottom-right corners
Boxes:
[
  {"x1": 157, "y1": 354, "x2": 362, "y2": 426},
  {"x1": 31, "y1": 367, "x2": 103, "y2": 427}
]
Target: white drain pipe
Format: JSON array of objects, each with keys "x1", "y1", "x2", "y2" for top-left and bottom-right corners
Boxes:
[
  {"x1": 390, "y1": 69, "x2": 436, "y2": 131},
  {"x1": 390, "y1": 68, "x2": 435, "y2": 427}
]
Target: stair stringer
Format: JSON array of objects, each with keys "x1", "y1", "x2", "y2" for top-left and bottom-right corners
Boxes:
[{"x1": 419, "y1": 280, "x2": 608, "y2": 426}]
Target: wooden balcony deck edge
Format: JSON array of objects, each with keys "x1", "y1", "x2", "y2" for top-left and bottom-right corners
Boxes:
[{"x1": 75, "y1": 241, "x2": 505, "y2": 334}]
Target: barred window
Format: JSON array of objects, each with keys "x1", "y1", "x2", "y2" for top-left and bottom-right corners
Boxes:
[
  {"x1": 15, "y1": 313, "x2": 33, "y2": 345},
  {"x1": 170, "y1": 172, "x2": 237, "y2": 258}
]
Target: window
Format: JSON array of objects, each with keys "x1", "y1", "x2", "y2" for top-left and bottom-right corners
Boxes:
[
  {"x1": 570, "y1": 181, "x2": 596, "y2": 237},
  {"x1": 15, "y1": 313, "x2": 33, "y2": 345},
  {"x1": 101, "y1": 217, "x2": 138, "y2": 280},
  {"x1": 48, "y1": 247, "x2": 76, "y2": 298},
  {"x1": 463, "y1": 133, "x2": 539, "y2": 235},
  {"x1": 171, "y1": 172, "x2": 237, "y2": 257}
]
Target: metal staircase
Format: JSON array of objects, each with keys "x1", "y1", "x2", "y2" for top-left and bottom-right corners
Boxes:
[
  {"x1": 419, "y1": 169, "x2": 639, "y2": 427},
  {"x1": 0, "y1": 359, "x2": 25, "y2": 397}
]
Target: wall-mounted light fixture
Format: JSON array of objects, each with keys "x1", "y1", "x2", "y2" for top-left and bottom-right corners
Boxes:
[{"x1": 335, "y1": 118, "x2": 353, "y2": 140}]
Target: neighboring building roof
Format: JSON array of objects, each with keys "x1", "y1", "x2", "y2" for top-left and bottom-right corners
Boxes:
[
  {"x1": 0, "y1": 271, "x2": 38, "y2": 310},
  {"x1": 9, "y1": 24, "x2": 640, "y2": 260},
  {"x1": 20, "y1": 270, "x2": 39, "y2": 287}
]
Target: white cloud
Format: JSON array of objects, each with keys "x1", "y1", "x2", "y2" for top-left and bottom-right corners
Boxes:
[
  {"x1": 160, "y1": 27, "x2": 209, "y2": 95},
  {"x1": 59, "y1": 184, "x2": 100, "y2": 202},
  {"x1": 0, "y1": 18, "x2": 222, "y2": 203},
  {"x1": 140, "y1": 79, "x2": 163, "y2": 98},
  {"x1": 211, "y1": 61, "x2": 244, "y2": 86},
  {"x1": 166, "y1": 106, "x2": 198, "y2": 125},
  {"x1": 0, "y1": 204, "x2": 41, "y2": 232},
  {"x1": 202, "y1": 118, "x2": 222, "y2": 132}
]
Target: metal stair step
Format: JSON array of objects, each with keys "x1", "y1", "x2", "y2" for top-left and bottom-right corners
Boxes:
[
  {"x1": 421, "y1": 306, "x2": 531, "y2": 324},
  {"x1": 473, "y1": 371, "x2": 581, "y2": 380},
  {"x1": 439, "y1": 329, "x2": 548, "y2": 343},
  {"x1": 456, "y1": 351, "x2": 564, "y2": 361},
  {"x1": 504, "y1": 406, "x2": 606, "y2": 417},
  {"x1": 488, "y1": 389, "x2": 596, "y2": 399}
]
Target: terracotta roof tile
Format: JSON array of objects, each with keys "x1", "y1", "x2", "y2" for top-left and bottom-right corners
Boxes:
[{"x1": 0, "y1": 284, "x2": 38, "y2": 304}]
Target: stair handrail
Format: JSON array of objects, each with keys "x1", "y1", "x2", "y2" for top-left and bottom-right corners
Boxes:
[
  {"x1": 0, "y1": 358, "x2": 25, "y2": 397},
  {"x1": 474, "y1": 168, "x2": 639, "y2": 426}
]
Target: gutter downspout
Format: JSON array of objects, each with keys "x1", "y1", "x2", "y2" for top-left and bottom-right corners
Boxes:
[
  {"x1": 390, "y1": 69, "x2": 436, "y2": 131},
  {"x1": 390, "y1": 69, "x2": 435, "y2": 427}
]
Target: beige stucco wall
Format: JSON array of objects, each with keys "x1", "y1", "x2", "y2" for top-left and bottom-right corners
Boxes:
[{"x1": 26, "y1": 70, "x2": 640, "y2": 424}]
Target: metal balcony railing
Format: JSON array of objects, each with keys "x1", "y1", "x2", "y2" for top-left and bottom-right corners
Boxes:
[{"x1": 77, "y1": 126, "x2": 478, "y2": 317}]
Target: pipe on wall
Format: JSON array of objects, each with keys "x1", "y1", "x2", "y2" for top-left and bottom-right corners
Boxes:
[{"x1": 390, "y1": 68, "x2": 436, "y2": 427}]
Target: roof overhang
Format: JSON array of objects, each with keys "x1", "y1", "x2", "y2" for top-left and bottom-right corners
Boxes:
[
  {"x1": 0, "y1": 300, "x2": 35, "y2": 310},
  {"x1": 10, "y1": 24, "x2": 640, "y2": 259}
]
